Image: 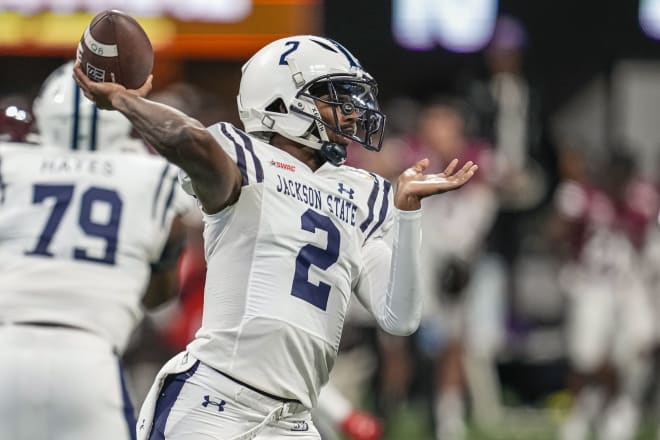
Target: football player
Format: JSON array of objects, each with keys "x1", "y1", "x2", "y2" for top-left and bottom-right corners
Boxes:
[
  {"x1": 74, "y1": 35, "x2": 478, "y2": 439},
  {"x1": 0, "y1": 96, "x2": 35, "y2": 143},
  {"x1": 555, "y1": 149, "x2": 657, "y2": 440},
  {"x1": 0, "y1": 61, "x2": 191, "y2": 440}
]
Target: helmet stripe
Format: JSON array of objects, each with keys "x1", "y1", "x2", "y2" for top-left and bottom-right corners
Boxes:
[
  {"x1": 328, "y1": 39, "x2": 359, "y2": 68},
  {"x1": 90, "y1": 104, "x2": 99, "y2": 151},
  {"x1": 71, "y1": 81, "x2": 81, "y2": 150}
]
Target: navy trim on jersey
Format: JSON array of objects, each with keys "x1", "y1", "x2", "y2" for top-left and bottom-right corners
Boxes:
[
  {"x1": 0, "y1": 155, "x2": 6, "y2": 204},
  {"x1": 161, "y1": 176, "x2": 178, "y2": 227},
  {"x1": 152, "y1": 164, "x2": 170, "y2": 219},
  {"x1": 360, "y1": 174, "x2": 380, "y2": 233},
  {"x1": 220, "y1": 124, "x2": 249, "y2": 186},
  {"x1": 149, "y1": 361, "x2": 200, "y2": 440},
  {"x1": 118, "y1": 361, "x2": 137, "y2": 440},
  {"x1": 366, "y1": 180, "x2": 391, "y2": 240},
  {"x1": 236, "y1": 129, "x2": 264, "y2": 183},
  {"x1": 71, "y1": 83, "x2": 81, "y2": 150},
  {"x1": 90, "y1": 104, "x2": 99, "y2": 151}
]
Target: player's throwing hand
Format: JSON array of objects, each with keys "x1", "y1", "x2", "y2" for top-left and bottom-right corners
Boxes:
[{"x1": 73, "y1": 62, "x2": 153, "y2": 111}]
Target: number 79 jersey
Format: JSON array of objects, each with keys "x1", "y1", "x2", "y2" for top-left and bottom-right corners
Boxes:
[
  {"x1": 0, "y1": 143, "x2": 190, "y2": 352},
  {"x1": 186, "y1": 123, "x2": 394, "y2": 408}
]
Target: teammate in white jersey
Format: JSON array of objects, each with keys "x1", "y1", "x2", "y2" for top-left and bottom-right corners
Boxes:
[
  {"x1": 0, "y1": 62, "x2": 191, "y2": 440},
  {"x1": 74, "y1": 35, "x2": 478, "y2": 440}
]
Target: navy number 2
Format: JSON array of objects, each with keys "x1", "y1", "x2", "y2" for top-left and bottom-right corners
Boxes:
[
  {"x1": 279, "y1": 41, "x2": 300, "y2": 65},
  {"x1": 290, "y1": 209, "x2": 340, "y2": 311},
  {"x1": 25, "y1": 184, "x2": 122, "y2": 265}
]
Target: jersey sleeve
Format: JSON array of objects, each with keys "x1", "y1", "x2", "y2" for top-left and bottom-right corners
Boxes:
[
  {"x1": 353, "y1": 178, "x2": 423, "y2": 336},
  {"x1": 178, "y1": 122, "x2": 265, "y2": 199},
  {"x1": 354, "y1": 210, "x2": 422, "y2": 336},
  {"x1": 357, "y1": 173, "x2": 395, "y2": 245},
  {"x1": 148, "y1": 162, "x2": 190, "y2": 263},
  {"x1": 207, "y1": 122, "x2": 265, "y2": 187}
]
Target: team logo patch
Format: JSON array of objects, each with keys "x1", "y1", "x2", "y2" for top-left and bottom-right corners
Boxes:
[
  {"x1": 270, "y1": 159, "x2": 296, "y2": 172},
  {"x1": 85, "y1": 63, "x2": 106, "y2": 82},
  {"x1": 201, "y1": 395, "x2": 226, "y2": 411},
  {"x1": 338, "y1": 182, "x2": 355, "y2": 199}
]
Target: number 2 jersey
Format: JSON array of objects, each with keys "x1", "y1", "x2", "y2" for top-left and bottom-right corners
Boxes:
[
  {"x1": 185, "y1": 123, "x2": 421, "y2": 408},
  {"x1": 0, "y1": 142, "x2": 191, "y2": 353}
]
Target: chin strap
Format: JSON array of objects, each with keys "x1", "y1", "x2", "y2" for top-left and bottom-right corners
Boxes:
[
  {"x1": 320, "y1": 142, "x2": 347, "y2": 166},
  {"x1": 286, "y1": 99, "x2": 347, "y2": 166}
]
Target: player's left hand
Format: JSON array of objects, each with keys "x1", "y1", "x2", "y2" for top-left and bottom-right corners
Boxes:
[
  {"x1": 394, "y1": 158, "x2": 478, "y2": 211},
  {"x1": 72, "y1": 62, "x2": 153, "y2": 111}
]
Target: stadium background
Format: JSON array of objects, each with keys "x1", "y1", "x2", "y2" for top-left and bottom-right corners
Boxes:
[{"x1": 3, "y1": 1, "x2": 660, "y2": 439}]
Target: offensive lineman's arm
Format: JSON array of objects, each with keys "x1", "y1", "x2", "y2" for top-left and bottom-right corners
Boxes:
[
  {"x1": 354, "y1": 159, "x2": 478, "y2": 336},
  {"x1": 72, "y1": 64, "x2": 241, "y2": 214}
]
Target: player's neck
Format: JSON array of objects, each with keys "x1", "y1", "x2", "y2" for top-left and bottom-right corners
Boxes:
[{"x1": 270, "y1": 134, "x2": 324, "y2": 171}]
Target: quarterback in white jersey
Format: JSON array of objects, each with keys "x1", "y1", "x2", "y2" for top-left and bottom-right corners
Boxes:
[
  {"x1": 0, "y1": 62, "x2": 191, "y2": 440},
  {"x1": 75, "y1": 35, "x2": 477, "y2": 440}
]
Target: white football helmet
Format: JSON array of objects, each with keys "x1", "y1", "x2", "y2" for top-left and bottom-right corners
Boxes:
[
  {"x1": 33, "y1": 61, "x2": 145, "y2": 153},
  {"x1": 237, "y1": 35, "x2": 386, "y2": 165}
]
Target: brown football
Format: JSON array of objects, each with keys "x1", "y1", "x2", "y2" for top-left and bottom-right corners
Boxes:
[{"x1": 76, "y1": 10, "x2": 153, "y2": 89}]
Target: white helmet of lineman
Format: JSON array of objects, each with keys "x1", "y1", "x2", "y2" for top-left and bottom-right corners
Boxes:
[
  {"x1": 33, "y1": 61, "x2": 145, "y2": 153},
  {"x1": 237, "y1": 35, "x2": 386, "y2": 166}
]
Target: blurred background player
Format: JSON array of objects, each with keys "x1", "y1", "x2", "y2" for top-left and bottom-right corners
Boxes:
[
  {"x1": 416, "y1": 99, "x2": 503, "y2": 440},
  {"x1": 0, "y1": 61, "x2": 192, "y2": 440},
  {"x1": 0, "y1": 96, "x2": 35, "y2": 144},
  {"x1": 553, "y1": 146, "x2": 658, "y2": 440}
]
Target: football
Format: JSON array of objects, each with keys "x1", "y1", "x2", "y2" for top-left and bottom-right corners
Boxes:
[{"x1": 76, "y1": 10, "x2": 153, "y2": 89}]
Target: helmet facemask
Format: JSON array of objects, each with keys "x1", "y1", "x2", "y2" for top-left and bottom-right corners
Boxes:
[{"x1": 295, "y1": 74, "x2": 386, "y2": 155}]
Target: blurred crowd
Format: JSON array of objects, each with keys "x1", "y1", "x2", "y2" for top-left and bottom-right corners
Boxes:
[{"x1": 3, "y1": 14, "x2": 660, "y2": 440}]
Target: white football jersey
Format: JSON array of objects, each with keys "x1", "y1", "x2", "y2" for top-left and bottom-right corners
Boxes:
[
  {"x1": 186, "y1": 123, "x2": 394, "y2": 408},
  {"x1": 0, "y1": 142, "x2": 191, "y2": 352}
]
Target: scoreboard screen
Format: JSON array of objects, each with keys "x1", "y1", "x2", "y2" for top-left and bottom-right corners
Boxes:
[{"x1": 0, "y1": 0, "x2": 321, "y2": 59}]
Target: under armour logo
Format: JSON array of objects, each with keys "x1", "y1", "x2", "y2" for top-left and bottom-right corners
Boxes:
[
  {"x1": 291, "y1": 421, "x2": 309, "y2": 432},
  {"x1": 85, "y1": 63, "x2": 106, "y2": 82},
  {"x1": 202, "y1": 395, "x2": 226, "y2": 411},
  {"x1": 338, "y1": 182, "x2": 355, "y2": 199}
]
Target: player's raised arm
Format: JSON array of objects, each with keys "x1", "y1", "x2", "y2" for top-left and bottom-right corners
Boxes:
[
  {"x1": 354, "y1": 158, "x2": 478, "y2": 336},
  {"x1": 73, "y1": 63, "x2": 241, "y2": 214}
]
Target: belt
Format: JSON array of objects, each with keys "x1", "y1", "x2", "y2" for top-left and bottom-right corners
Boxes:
[{"x1": 216, "y1": 369, "x2": 301, "y2": 404}]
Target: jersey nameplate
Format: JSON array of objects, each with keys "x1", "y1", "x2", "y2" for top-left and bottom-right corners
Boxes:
[{"x1": 275, "y1": 173, "x2": 358, "y2": 227}]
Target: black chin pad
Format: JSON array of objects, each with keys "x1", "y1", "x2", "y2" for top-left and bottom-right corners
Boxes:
[{"x1": 320, "y1": 142, "x2": 347, "y2": 166}]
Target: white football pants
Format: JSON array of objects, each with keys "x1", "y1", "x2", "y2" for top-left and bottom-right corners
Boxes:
[
  {"x1": 140, "y1": 354, "x2": 320, "y2": 439},
  {"x1": 0, "y1": 324, "x2": 136, "y2": 440}
]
